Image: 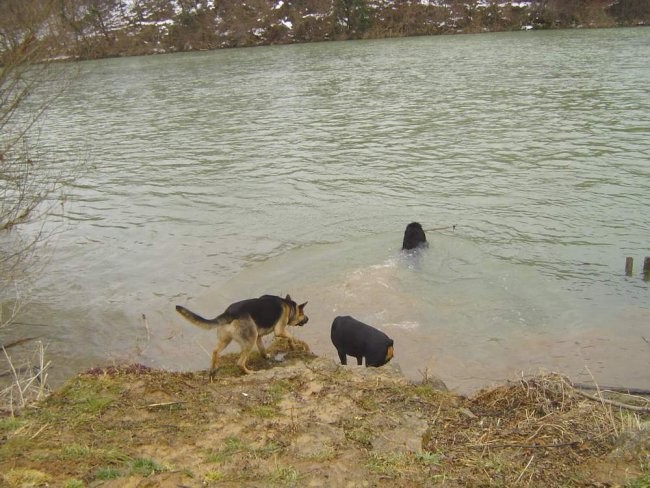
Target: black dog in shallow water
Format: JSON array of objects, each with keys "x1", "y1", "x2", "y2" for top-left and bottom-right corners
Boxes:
[
  {"x1": 331, "y1": 316, "x2": 394, "y2": 367},
  {"x1": 402, "y1": 222, "x2": 428, "y2": 250}
]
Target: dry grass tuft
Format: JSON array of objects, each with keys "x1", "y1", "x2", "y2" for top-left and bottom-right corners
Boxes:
[
  {"x1": 423, "y1": 373, "x2": 647, "y2": 486},
  {"x1": 1, "y1": 341, "x2": 50, "y2": 415}
]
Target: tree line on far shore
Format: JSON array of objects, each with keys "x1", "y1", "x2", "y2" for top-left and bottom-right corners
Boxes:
[{"x1": 0, "y1": 0, "x2": 649, "y2": 62}]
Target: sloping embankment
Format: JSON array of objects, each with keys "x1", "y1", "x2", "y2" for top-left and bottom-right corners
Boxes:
[{"x1": 1, "y1": 340, "x2": 649, "y2": 487}]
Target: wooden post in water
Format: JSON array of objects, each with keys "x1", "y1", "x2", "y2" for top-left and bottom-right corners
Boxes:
[
  {"x1": 644, "y1": 257, "x2": 650, "y2": 281},
  {"x1": 625, "y1": 257, "x2": 634, "y2": 276}
]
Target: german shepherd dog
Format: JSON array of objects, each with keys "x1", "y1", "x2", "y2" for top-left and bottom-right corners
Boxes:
[
  {"x1": 176, "y1": 294, "x2": 308, "y2": 378},
  {"x1": 331, "y1": 315, "x2": 394, "y2": 367},
  {"x1": 402, "y1": 222, "x2": 428, "y2": 250}
]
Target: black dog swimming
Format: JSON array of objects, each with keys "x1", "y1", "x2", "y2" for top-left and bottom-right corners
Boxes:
[
  {"x1": 402, "y1": 222, "x2": 428, "y2": 250},
  {"x1": 331, "y1": 316, "x2": 394, "y2": 367}
]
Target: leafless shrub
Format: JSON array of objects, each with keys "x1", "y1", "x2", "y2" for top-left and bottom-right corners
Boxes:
[{"x1": 1, "y1": 1, "x2": 85, "y2": 411}]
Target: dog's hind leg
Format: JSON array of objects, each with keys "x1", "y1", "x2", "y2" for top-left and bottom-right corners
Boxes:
[
  {"x1": 210, "y1": 332, "x2": 232, "y2": 381},
  {"x1": 236, "y1": 348, "x2": 254, "y2": 374},
  {"x1": 234, "y1": 318, "x2": 257, "y2": 374},
  {"x1": 256, "y1": 335, "x2": 268, "y2": 359}
]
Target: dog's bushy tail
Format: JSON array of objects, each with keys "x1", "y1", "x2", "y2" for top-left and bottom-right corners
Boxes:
[{"x1": 175, "y1": 305, "x2": 232, "y2": 330}]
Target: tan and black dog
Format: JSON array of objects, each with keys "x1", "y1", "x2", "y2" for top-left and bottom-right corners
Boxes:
[{"x1": 176, "y1": 294, "x2": 308, "y2": 378}]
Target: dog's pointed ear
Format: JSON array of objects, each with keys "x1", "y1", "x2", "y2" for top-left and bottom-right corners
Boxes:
[
  {"x1": 285, "y1": 294, "x2": 292, "y2": 302},
  {"x1": 299, "y1": 302, "x2": 307, "y2": 309}
]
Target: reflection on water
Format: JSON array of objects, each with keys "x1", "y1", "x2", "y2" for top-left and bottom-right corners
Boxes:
[{"x1": 3, "y1": 28, "x2": 649, "y2": 391}]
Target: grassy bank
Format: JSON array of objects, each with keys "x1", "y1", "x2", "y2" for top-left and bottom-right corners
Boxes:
[{"x1": 1, "y1": 340, "x2": 648, "y2": 487}]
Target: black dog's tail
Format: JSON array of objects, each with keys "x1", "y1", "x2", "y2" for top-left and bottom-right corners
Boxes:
[{"x1": 175, "y1": 305, "x2": 233, "y2": 330}]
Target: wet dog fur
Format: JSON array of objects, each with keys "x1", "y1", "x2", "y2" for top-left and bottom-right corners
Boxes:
[
  {"x1": 402, "y1": 221, "x2": 428, "y2": 250},
  {"x1": 176, "y1": 294, "x2": 308, "y2": 378},
  {"x1": 331, "y1": 315, "x2": 394, "y2": 367}
]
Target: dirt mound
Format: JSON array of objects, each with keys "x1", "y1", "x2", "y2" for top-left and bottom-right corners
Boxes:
[{"x1": 1, "y1": 341, "x2": 648, "y2": 487}]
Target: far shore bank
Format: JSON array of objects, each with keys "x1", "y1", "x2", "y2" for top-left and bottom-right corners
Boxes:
[{"x1": 50, "y1": 24, "x2": 650, "y2": 64}]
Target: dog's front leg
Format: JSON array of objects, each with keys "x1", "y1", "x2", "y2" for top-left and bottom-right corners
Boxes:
[
  {"x1": 337, "y1": 350, "x2": 347, "y2": 365},
  {"x1": 277, "y1": 329, "x2": 296, "y2": 349}
]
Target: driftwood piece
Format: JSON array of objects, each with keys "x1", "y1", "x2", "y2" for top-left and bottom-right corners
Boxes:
[
  {"x1": 571, "y1": 382, "x2": 650, "y2": 396},
  {"x1": 572, "y1": 389, "x2": 650, "y2": 413}
]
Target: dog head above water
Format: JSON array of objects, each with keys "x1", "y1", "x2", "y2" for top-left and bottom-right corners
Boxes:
[
  {"x1": 402, "y1": 222, "x2": 428, "y2": 250},
  {"x1": 284, "y1": 294, "x2": 309, "y2": 326}
]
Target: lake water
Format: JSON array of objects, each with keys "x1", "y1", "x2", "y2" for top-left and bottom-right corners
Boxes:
[{"x1": 4, "y1": 27, "x2": 650, "y2": 393}]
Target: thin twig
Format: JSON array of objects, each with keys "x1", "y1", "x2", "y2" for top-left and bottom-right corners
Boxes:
[
  {"x1": 29, "y1": 423, "x2": 49, "y2": 440},
  {"x1": 145, "y1": 401, "x2": 183, "y2": 409},
  {"x1": 515, "y1": 454, "x2": 535, "y2": 484},
  {"x1": 37, "y1": 341, "x2": 48, "y2": 390},
  {"x1": 472, "y1": 441, "x2": 579, "y2": 449},
  {"x1": 2, "y1": 346, "x2": 25, "y2": 407},
  {"x1": 423, "y1": 225, "x2": 457, "y2": 232}
]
